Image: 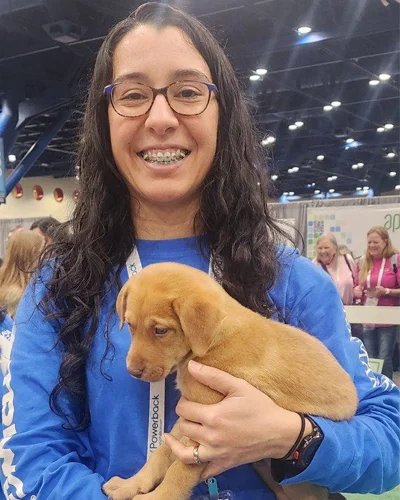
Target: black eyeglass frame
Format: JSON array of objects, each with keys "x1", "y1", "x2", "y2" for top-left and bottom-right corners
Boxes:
[{"x1": 104, "y1": 80, "x2": 218, "y2": 117}]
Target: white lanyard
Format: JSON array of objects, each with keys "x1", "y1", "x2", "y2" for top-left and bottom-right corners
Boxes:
[
  {"x1": 367, "y1": 258, "x2": 386, "y2": 289},
  {"x1": 125, "y1": 246, "x2": 214, "y2": 461}
]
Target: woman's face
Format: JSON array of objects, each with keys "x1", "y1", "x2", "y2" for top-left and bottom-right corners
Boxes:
[
  {"x1": 367, "y1": 232, "x2": 386, "y2": 258},
  {"x1": 108, "y1": 25, "x2": 219, "y2": 210},
  {"x1": 316, "y1": 238, "x2": 336, "y2": 265}
]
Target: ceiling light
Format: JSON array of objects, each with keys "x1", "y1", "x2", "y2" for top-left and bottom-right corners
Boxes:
[
  {"x1": 314, "y1": 190, "x2": 320, "y2": 194},
  {"x1": 352, "y1": 164, "x2": 358, "y2": 170},
  {"x1": 283, "y1": 191, "x2": 289, "y2": 196},
  {"x1": 323, "y1": 105, "x2": 333, "y2": 111},
  {"x1": 294, "y1": 121, "x2": 304, "y2": 127},
  {"x1": 329, "y1": 189, "x2": 335, "y2": 193},
  {"x1": 307, "y1": 183, "x2": 312, "y2": 188},
  {"x1": 345, "y1": 146, "x2": 350, "y2": 150},
  {"x1": 289, "y1": 191, "x2": 295, "y2": 196},
  {"x1": 261, "y1": 136, "x2": 276, "y2": 146},
  {"x1": 311, "y1": 182, "x2": 315, "y2": 187},
  {"x1": 288, "y1": 124, "x2": 298, "y2": 130},
  {"x1": 331, "y1": 101, "x2": 341, "y2": 107},
  {"x1": 297, "y1": 26, "x2": 312, "y2": 35},
  {"x1": 369, "y1": 79, "x2": 380, "y2": 86},
  {"x1": 8, "y1": 154, "x2": 16, "y2": 162},
  {"x1": 389, "y1": 171, "x2": 397, "y2": 177},
  {"x1": 288, "y1": 168, "x2": 293, "y2": 173},
  {"x1": 331, "y1": 175, "x2": 338, "y2": 180},
  {"x1": 379, "y1": 73, "x2": 391, "y2": 81},
  {"x1": 327, "y1": 177, "x2": 333, "y2": 181},
  {"x1": 249, "y1": 75, "x2": 261, "y2": 81},
  {"x1": 356, "y1": 187, "x2": 362, "y2": 191},
  {"x1": 358, "y1": 162, "x2": 364, "y2": 168},
  {"x1": 377, "y1": 127, "x2": 385, "y2": 133},
  {"x1": 384, "y1": 123, "x2": 394, "y2": 130},
  {"x1": 386, "y1": 152, "x2": 396, "y2": 158},
  {"x1": 291, "y1": 166, "x2": 299, "y2": 172},
  {"x1": 395, "y1": 185, "x2": 400, "y2": 190},
  {"x1": 316, "y1": 155, "x2": 325, "y2": 161},
  {"x1": 363, "y1": 186, "x2": 369, "y2": 191},
  {"x1": 346, "y1": 138, "x2": 354, "y2": 144},
  {"x1": 255, "y1": 68, "x2": 267, "y2": 75},
  {"x1": 271, "y1": 174, "x2": 278, "y2": 181}
]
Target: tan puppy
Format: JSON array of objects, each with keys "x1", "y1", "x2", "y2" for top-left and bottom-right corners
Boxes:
[{"x1": 103, "y1": 263, "x2": 358, "y2": 500}]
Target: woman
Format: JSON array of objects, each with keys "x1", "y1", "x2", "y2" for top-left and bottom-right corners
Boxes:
[
  {"x1": 1, "y1": 4, "x2": 398, "y2": 500},
  {"x1": 313, "y1": 233, "x2": 357, "y2": 305},
  {"x1": 354, "y1": 226, "x2": 400, "y2": 379},
  {"x1": 30, "y1": 216, "x2": 66, "y2": 245}
]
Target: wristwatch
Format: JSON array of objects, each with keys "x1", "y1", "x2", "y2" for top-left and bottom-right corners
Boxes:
[{"x1": 271, "y1": 416, "x2": 324, "y2": 480}]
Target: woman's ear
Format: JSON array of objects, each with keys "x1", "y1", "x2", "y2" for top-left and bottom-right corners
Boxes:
[
  {"x1": 172, "y1": 291, "x2": 226, "y2": 357},
  {"x1": 116, "y1": 284, "x2": 129, "y2": 330}
]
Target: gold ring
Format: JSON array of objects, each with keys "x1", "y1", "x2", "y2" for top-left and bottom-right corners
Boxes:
[{"x1": 193, "y1": 445, "x2": 202, "y2": 464}]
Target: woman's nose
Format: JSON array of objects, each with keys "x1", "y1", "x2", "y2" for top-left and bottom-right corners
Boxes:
[{"x1": 145, "y1": 94, "x2": 179, "y2": 135}]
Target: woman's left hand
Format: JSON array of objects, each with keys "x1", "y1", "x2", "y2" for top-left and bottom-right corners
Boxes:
[
  {"x1": 366, "y1": 285, "x2": 386, "y2": 298},
  {"x1": 163, "y1": 361, "x2": 307, "y2": 480}
]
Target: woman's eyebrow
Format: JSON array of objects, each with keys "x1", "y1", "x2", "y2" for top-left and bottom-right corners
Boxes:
[{"x1": 114, "y1": 69, "x2": 211, "y2": 84}]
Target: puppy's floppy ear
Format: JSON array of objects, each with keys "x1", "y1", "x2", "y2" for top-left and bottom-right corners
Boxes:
[
  {"x1": 116, "y1": 283, "x2": 129, "y2": 330},
  {"x1": 172, "y1": 292, "x2": 225, "y2": 357}
]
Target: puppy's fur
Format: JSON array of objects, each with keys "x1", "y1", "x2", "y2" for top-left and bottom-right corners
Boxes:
[{"x1": 104, "y1": 263, "x2": 358, "y2": 500}]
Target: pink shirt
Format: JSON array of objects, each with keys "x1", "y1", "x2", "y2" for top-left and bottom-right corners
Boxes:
[
  {"x1": 313, "y1": 254, "x2": 356, "y2": 305},
  {"x1": 355, "y1": 254, "x2": 400, "y2": 307}
]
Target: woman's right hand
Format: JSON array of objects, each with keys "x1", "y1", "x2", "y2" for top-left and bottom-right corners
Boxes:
[{"x1": 353, "y1": 285, "x2": 363, "y2": 300}]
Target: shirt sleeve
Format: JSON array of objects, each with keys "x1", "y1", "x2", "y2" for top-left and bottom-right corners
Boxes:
[
  {"x1": 0, "y1": 277, "x2": 108, "y2": 500},
  {"x1": 280, "y1": 256, "x2": 400, "y2": 494}
]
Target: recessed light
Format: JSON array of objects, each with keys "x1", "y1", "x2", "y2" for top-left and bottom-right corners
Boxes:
[
  {"x1": 386, "y1": 152, "x2": 396, "y2": 158},
  {"x1": 294, "y1": 121, "x2": 304, "y2": 127},
  {"x1": 291, "y1": 166, "x2": 299, "y2": 173},
  {"x1": 379, "y1": 73, "x2": 391, "y2": 81},
  {"x1": 346, "y1": 138, "x2": 355, "y2": 144},
  {"x1": 377, "y1": 127, "x2": 385, "y2": 133},
  {"x1": 297, "y1": 26, "x2": 312, "y2": 35},
  {"x1": 389, "y1": 171, "x2": 397, "y2": 177},
  {"x1": 352, "y1": 164, "x2": 358, "y2": 170},
  {"x1": 255, "y1": 68, "x2": 268, "y2": 75},
  {"x1": 369, "y1": 79, "x2": 380, "y2": 86},
  {"x1": 331, "y1": 101, "x2": 341, "y2": 107},
  {"x1": 323, "y1": 105, "x2": 333, "y2": 111},
  {"x1": 289, "y1": 191, "x2": 295, "y2": 196},
  {"x1": 8, "y1": 154, "x2": 16, "y2": 162},
  {"x1": 249, "y1": 74, "x2": 261, "y2": 81},
  {"x1": 288, "y1": 124, "x2": 298, "y2": 130},
  {"x1": 356, "y1": 187, "x2": 362, "y2": 191},
  {"x1": 271, "y1": 174, "x2": 278, "y2": 181},
  {"x1": 314, "y1": 190, "x2": 321, "y2": 194},
  {"x1": 327, "y1": 177, "x2": 333, "y2": 181},
  {"x1": 357, "y1": 162, "x2": 364, "y2": 168},
  {"x1": 395, "y1": 185, "x2": 400, "y2": 190},
  {"x1": 331, "y1": 175, "x2": 338, "y2": 180},
  {"x1": 384, "y1": 123, "x2": 394, "y2": 130},
  {"x1": 261, "y1": 136, "x2": 276, "y2": 146},
  {"x1": 316, "y1": 155, "x2": 325, "y2": 161},
  {"x1": 329, "y1": 189, "x2": 335, "y2": 193}
]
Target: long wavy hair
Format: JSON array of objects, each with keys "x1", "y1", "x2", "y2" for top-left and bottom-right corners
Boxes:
[
  {"x1": 40, "y1": 2, "x2": 291, "y2": 430},
  {"x1": 0, "y1": 229, "x2": 44, "y2": 317},
  {"x1": 359, "y1": 226, "x2": 398, "y2": 282}
]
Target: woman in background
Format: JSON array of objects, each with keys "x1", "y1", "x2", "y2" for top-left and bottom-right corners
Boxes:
[
  {"x1": 354, "y1": 226, "x2": 400, "y2": 379},
  {"x1": 30, "y1": 216, "x2": 65, "y2": 245},
  {"x1": 313, "y1": 233, "x2": 356, "y2": 305}
]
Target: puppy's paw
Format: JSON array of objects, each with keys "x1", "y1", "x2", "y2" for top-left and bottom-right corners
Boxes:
[{"x1": 103, "y1": 476, "x2": 141, "y2": 500}]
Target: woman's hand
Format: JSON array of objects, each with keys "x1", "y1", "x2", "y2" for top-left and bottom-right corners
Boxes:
[
  {"x1": 366, "y1": 286, "x2": 386, "y2": 298},
  {"x1": 353, "y1": 285, "x2": 363, "y2": 299},
  {"x1": 163, "y1": 361, "x2": 311, "y2": 480}
]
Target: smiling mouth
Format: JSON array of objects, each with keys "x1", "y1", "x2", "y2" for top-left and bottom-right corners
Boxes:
[{"x1": 139, "y1": 149, "x2": 191, "y2": 165}]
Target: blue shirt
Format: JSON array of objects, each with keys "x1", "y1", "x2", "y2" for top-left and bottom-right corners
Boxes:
[{"x1": 1, "y1": 238, "x2": 399, "y2": 499}]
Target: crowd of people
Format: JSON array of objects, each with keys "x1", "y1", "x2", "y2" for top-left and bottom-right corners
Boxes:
[
  {"x1": 313, "y1": 227, "x2": 400, "y2": 379},
  {"x1": 0, "y1": 3, "x2": 398, "y2": 500}
]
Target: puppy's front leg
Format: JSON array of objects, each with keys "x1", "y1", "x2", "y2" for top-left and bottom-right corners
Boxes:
[{"x1": 103, "y1": 421, "x2": 181, "y2": 500}]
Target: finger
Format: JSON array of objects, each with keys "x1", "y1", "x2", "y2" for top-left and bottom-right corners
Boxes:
[
  {"x1": 176, "y1": 398, "x2": 211, "y2": 424},
  {"x1": 163, "y1": 433, "x2": 209, "y2": 464},
  {"x1": 179, "y1": 418, "x2": 208, "y2": 443},
  {"x1": 188, "y1": 360, "x2": 242, "y2": 396}
]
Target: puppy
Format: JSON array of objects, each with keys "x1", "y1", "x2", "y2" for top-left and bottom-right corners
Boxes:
[{"x1": 103, "y1": 263, "x2": 358, "y2": 500}]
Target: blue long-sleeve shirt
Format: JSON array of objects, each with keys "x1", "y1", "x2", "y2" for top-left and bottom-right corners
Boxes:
[{"x1": 1, "y1": 238, "x2": 399, "y2": 499}]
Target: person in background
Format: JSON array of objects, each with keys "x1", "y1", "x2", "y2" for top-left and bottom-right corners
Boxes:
[
  {"x1": 30, "y1": 216, "x2": 64, "y2": 245},
  {"x1": 338, "y1": 244, "x2": 355, "y2": 260},
  {"x1": 313, "y1": 233, "x2": 356, "y2": 305},
  {"x1": 1, "y1": 4, "x2": 399, "y2": 500},
  {"x1": 354, "y1": 226, "x2": 400, "y2": 379}
]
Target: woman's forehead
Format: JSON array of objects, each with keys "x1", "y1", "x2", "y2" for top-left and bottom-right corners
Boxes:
[{"x1": 112, "y1": 25, "x2": 212, "y2": 84}]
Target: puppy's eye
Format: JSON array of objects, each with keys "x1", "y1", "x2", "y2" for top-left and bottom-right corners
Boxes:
[{"x1": 155, "y1": 327, "x2": 169, "y2": 336}]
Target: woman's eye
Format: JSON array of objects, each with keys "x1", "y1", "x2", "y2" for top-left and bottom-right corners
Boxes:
[
  {"x1": 176, "y1": 89, "x2": 200, "y2": 99},
  {"x1": 155, "y1": 327, "x2": 169, "y2": 336},
  {"x1": 121, "y1": 92, "x2": 147, "y2": 101}
]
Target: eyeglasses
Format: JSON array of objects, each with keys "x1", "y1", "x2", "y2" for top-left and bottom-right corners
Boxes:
[{"x1": 104, "y1": 80, "x2": 218, "y2": 118}]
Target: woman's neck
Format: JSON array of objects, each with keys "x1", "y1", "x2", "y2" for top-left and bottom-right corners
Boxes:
[{"x1": 133, "y1": 199, "x2": 201, "y2": 240}]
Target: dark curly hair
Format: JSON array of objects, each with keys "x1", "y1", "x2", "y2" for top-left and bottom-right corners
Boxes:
[{"x1": 40, "y1": 2, "x2": 292, "y2": 430}]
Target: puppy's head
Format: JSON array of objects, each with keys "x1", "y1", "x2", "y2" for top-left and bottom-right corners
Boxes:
[{"x1": 117, "y1": 263, "x2": 226, "y2": 382}]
